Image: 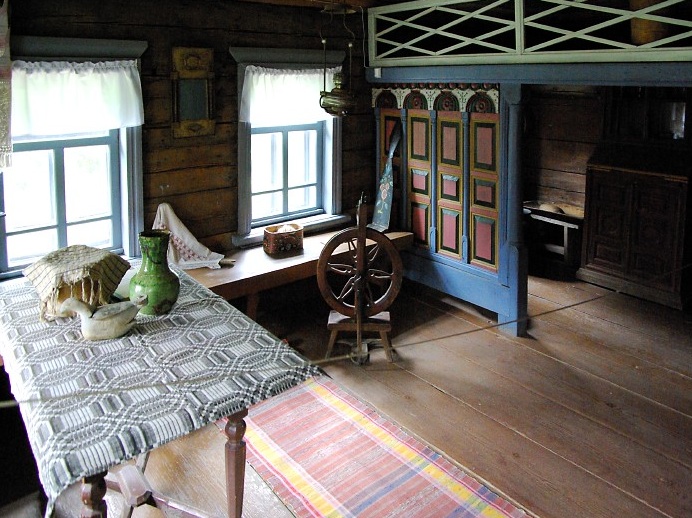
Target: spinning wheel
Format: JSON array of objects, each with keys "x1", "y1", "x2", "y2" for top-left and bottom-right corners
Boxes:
[{"x1": 317, "y1": 201, "x2": 403, "y2": 363}]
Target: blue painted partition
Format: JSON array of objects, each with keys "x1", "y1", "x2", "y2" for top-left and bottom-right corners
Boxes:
[
  {"x1": 372, "y1": 81, "x2": 527, "y2": 336},
  {"x1": 365, "y1": 0, "x2": 692, "y2": 336},
  {"x1": 369, "y1": 60, "x2": 692, "y2": 337}
]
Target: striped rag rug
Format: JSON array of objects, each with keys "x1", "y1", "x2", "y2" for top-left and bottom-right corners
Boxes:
[{"x1": 242, "y1": 375, "x2": 526, "y2": 518}]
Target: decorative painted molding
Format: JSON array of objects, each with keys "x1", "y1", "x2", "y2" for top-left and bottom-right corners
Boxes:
[{"x1": 372, "y1": 84, "x2": 500, "y2": 113}]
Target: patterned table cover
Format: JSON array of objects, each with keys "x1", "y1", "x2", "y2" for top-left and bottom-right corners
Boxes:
[{"x1": 0, "y1": 266, "x2": 319, "y2": 505}]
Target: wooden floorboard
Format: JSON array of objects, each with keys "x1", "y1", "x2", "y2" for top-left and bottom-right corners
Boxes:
[
  {"x1": 383, "y1": 335, "x2": 688, "y2": 517},
  {"x1": 42, "y1": 275, "x2": 691, "y2": 518},
  {"x1": 527, "y1": 300, "x2": 692, "y2": 416},
  {"x1": 314, "y1": 279, "x2": 691, "y2": 518},
  {"x1": 324, "y1": 364, "x2": 659, "y2": 518}
]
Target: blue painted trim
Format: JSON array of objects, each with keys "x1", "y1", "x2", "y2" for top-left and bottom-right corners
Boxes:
[
  {"x1": 400, "y1": 109, "x2": 409, "y2": 230},
  {"x1": 366, "y1": 62, "x2": 692, "y2": 87},
  {"x1": 403, "y1": 251, "x2": 513, "y2": 320},
  {"x1": 462, "y1": 112, "x2": 470, "y2": 263},
  {"x1": 11, "y1": 35, "x2": 148, "y2": 61},
  {"x1": 429, "y1": 111, "x2": 438, "y2": 249},
  {"x1": 407, "y1": 246, "x2": 498, "y2": 281},
  {"x1": 499, "y1": 84, "x2": 528, "y2": 336}
]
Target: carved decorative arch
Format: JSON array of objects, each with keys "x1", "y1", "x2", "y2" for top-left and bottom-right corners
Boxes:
[
  {"x1": 433, "y1": 91, "x2": 460, "y2": 112},
  {"x1": 466, "y1": 92, "x2": 496, "y2": 113},
  {"x1": 403, "y1": 91, "x2": 428, "y2": 110},
  {"x1": 375, "y1": 90, "x2": 398, "y2": 109}
]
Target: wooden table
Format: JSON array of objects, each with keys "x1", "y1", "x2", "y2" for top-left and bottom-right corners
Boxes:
[
  {"x1": 188, "y1": 230, "x2": 413, "y2": 319},
  {"x1": 0, "y1": 268, "x2": 318, "y2": 517}
]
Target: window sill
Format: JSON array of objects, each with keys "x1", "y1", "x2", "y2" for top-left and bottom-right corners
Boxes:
[{"x1": 232, "y1": 213, "x2": 352, "y2": 248}]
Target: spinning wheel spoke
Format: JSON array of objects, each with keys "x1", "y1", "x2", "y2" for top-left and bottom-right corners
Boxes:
[
  {"x1": 346, "y1": 238, "x2": 358, "y2": 258},
  {"x1": 317, "y1": 225, "x2": 403, "y2": 319},
  {"x1": 326, "y1": 262, "x2": 356, "y2": 276},
  {"x1": 367, "y1": 268, "x2": 394, "y2": 284},
  {"x1": 336, "y1": 276, "x2": 357, "y2": 303},
  {"x1": 367, "y1": 244, "x2": 382, "y2": 263}
]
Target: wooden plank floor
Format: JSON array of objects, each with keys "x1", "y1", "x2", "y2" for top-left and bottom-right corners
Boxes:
[
  {"x1": 43, "y1": 274, "x2": 691, "y2": 517},
  {"x1": 258, "y1": 275, "x2": 691, "y2": 518}
]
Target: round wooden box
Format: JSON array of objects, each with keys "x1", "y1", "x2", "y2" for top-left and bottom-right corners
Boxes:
[{"x1": 263, "y1": 223, "x2": 304, "y2": 255}]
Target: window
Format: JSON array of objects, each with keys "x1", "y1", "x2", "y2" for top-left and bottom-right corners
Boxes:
[
  {"x1": 251, "y1": 123, "x2": 323, "y2": 225},
  {"x1": 0, "y1": 37, "x2": 147, "y2": 278},
  {"x1": 230, "y1": 47, "x2": 350, "y2": 247},
  {"x1": 1, "y1": 131, "x2": 121, "y2": 270}
]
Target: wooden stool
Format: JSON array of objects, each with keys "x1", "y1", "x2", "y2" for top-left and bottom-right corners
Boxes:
[{"x1": 325, "y1": 310, "x2": 395, "y2": 362}]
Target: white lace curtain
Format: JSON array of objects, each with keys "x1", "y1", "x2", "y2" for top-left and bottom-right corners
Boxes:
[
  {"x1": 11, "y1": 59, "x2": 144, "y2": 138},
  {"x1": 240, "y1": 65, "x2": 339, "y2": 127}
]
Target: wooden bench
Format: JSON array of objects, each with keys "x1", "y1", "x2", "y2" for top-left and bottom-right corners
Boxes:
[
  {"x1": 523, "y1": 201, "x2": 584, "y2": 269},
  {"x1": 187, "y1": 230, "x2": 413, "y2": 320}
]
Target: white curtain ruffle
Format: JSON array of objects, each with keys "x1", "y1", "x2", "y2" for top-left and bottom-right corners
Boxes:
[
  {"x1": 240, "y1": 65, "x2": 339, "y2": 127},
  {"x1": 11, "y1": 59, "x2": 144, "y2": 138}
]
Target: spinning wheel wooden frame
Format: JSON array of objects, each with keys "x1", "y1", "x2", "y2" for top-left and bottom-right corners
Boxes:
[{"x1": 317, "y1": 203, "x2": 403, "y2": 362}]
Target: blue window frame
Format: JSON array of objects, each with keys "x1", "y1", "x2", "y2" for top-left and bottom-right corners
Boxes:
[
  {"x1": 0, "y1": 129, "x2": 122, "y2": 276},
  {"x1": 250, "y1": 122, "x2": 324, "y2": 227}
]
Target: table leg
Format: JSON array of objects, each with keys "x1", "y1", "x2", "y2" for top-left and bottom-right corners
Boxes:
[
  {"x1": 245, "y1": 293, "x2": 259, "y2": 320},
  {"x1": 224, "y1": 408, "x2": 249, "y2": 518},
  {"x1": 81, "y1": 471, "x2": 108, "y2": 518}
]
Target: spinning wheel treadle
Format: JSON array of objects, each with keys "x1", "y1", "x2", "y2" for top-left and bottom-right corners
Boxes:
[{"x1": 317, "y1": 202, "x2": 403, "y2": 363}]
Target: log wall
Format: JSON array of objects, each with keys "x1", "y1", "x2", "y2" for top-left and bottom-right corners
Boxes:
[
  {"x1": 522, "y1": 84, "x2": 606, "y2": 209},
  {"x1": 10, "y1": 0, "x2": 375, "y2": 253}
]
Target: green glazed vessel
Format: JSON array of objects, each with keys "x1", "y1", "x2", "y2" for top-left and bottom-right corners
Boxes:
[{"x1": 129, "y1": 229, "x2": 180, "y2": 315}]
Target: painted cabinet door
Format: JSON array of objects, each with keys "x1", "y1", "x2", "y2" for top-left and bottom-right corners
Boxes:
[
  {"x1": 469, "y1": 112, "x2": 500, "y2": 272},
  {"x1": 436, "y1": 111, "x2": 464, "y2": 259},
  {"x1": 407, "y1": 109, "x2": 433, "y2": 248},
  {"x1": 374, "y1": 90, "x2": 501, "y2": 274}
]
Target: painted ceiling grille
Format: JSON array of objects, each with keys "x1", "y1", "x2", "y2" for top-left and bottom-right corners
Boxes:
[{"x1": 368, "y1": 0, "x2": 692, "y2": 66}]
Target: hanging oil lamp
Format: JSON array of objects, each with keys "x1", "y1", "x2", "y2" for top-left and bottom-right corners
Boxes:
[{"x1": 319, "y1": 5, "x2": 357, "y2": 117}]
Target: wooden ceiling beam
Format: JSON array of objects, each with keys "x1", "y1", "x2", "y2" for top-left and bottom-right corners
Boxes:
[{"x1": 233, "y1": 0, "x2": 383, "y2": 10}]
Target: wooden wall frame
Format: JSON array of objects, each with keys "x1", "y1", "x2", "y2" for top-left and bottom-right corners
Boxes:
[{"x1": 172, "y1": 47, "x2": 215, "y2": 138}]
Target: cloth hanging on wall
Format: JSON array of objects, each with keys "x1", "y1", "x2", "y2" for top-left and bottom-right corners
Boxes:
[
  {"x1": 152, "y1": 202, "x2": 224, "y2": 269},
  {"x1": 0, "y1": 0, "x2": 11, "y2": 167}
]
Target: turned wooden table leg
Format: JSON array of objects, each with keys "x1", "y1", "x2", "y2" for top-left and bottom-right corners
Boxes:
[
  {"x1": 81, "y1": 471, "x2": 108, "y2": 518},
  {"x1": 224, "y1": 408, "x2": 249, "y2": 518}
]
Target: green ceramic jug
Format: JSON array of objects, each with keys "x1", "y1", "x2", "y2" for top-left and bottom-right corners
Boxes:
[{"x1": 129, "y1": 230, "x2": 180, "y2": 315}]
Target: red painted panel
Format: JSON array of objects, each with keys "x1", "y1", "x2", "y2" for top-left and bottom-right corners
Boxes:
[
  {"x1": 476, "y1": 183, "x2": 493, "y2": 204},
  {"x1": 475, "y1": 218, "x2": 493, "y2": 262},
  {"x1": 476, "y1": 126, "x2": 494, "y2": 167},
  {"x1": 412, "y1": 205, "x2": 427, "y2": 243},
  {"x1": 442, "y1": 125, "x2": 458, "y2": 163},
  {"x1": 412, "y1": 171, "x2": 427, "y2": 192},
  {"x1": 442, "y1": 176, "x2": 458, "y2": 198},
  {"x1": 442, "y1": 212, "x2": 458, "y2": 251},
  {"x1": 413, "y1": 120, "x2": 427, "y2": 157}
]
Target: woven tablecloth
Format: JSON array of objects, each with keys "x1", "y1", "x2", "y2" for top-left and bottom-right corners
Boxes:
[{"x1": 0, "y1": 266, "x2": 319, "y2": 505}]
